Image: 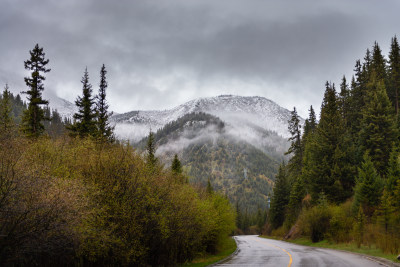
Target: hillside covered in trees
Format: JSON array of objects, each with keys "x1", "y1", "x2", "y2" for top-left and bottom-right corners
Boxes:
[
  {"x1": 268, "y1": 36, "x2": 400, "y2": 255},
  {"x1": 135, "y1": 112, "x2": 280, "y2": 215}
]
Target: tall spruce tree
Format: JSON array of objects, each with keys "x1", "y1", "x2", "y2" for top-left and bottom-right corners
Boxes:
[
  {"x1": 386, "y1": 147, "x2": 400, "y2": 195},
  {"x1": 370, "y1": 42, "x2": 387, "y2": 82},
  {"x1": 388, "y1": 36, "x2": 400, "y2": 116},
  {"x1": 353, "y1": 153, "x2": 383, "y2": 217},
  {"x1": 96, "y1": 64, "x2": 114, "y2": 142},
  {"x1": 0, "y1": 84, "x2": 14, "y2": 135},
  {"x1": 21, "y1": 44, "x2": 50, "y2": 137},
  {"x1": 349, "y1": 61, "x2": 367, "y2": 135},
  {"x1": 286, "y1": 176, "x2": 305, "y2": 226},
  {"x1": 302, "y1": 105, "x2": 317, "y2": 141},
  {"x1": 358, "y1": 73, "x2": 397, "y2": 175},
  {"x1": 146, "y1": 130, "x2": 157, "y2": 168},
  {"x1": 303, "y1": 82, "x2": 351, "y2": 202},
  {"x1": 171, "y1": 154, "x2": 182, "y2": 174},
  {"x1": 69, "y1": 68, "x2": 97, "y2": 137},
  {"x1": 339, "y1": 75, "x2": 351, "y2": 127},
  {"x1": 286, "y1": 107, "x2": 303, "y2": 174},
  {"x1": 269, "y1": 163, "x2": 290, "y2": 229}
]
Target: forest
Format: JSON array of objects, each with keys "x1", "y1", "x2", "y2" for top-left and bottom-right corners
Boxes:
[
  {"x1": 267, "y1": 36, "x2": 400, "y2": 254},
  {"x1": 0, "y1": 44, "x2": 235, "y2": 266}
]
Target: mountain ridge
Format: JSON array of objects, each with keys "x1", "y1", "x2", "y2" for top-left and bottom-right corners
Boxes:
[{"x1": 112, "y1": 95, "x2": 300, "y2": 141}]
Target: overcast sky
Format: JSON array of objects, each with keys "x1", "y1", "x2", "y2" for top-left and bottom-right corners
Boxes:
[{"x1": 1, "y1": 0, "x2": 399, "y2": 117}]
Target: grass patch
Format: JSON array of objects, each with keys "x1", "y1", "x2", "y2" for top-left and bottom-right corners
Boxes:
[
  {"x1": 181, "y1": 237, "x2": 237, "y2": 267},
  {"x1": 261, "y1": 236, "x2": 399, "y2": 262}
]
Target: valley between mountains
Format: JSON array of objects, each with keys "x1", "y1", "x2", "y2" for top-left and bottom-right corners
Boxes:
[{"x1": 50, "y1": 94, "x2": 296, "y2": 212}]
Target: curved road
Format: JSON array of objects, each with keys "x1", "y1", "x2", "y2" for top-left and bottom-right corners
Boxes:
[{"x1": 215, "y1": 235, "x2": 399, "y2": 267}]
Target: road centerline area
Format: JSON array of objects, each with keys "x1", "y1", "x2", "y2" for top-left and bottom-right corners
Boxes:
[
  {"x1": 215, "y1": 235, "x2": 396, "y2": 267},
  {"x1": 253, "y1": 237, "x2": 293, "y2": 267}
]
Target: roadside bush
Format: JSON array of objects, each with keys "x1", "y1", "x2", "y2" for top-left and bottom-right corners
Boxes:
[
  {"x1": 0, "y1": 137, "x2": 85, "y2": 266},
  {"x1": 326, "y1": 201, "x2": 354, "y2": 243},
  {"x1": 297, "y1": 199, "x2": 332, "y2": 243},
  {"x1": 0, "y1": 136, "x2": 236, "y2": 266}
]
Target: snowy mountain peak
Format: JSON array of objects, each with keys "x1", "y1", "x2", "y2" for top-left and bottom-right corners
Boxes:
[{"x1": 113, "y1": 95, "x2": 299, "y2": 141}]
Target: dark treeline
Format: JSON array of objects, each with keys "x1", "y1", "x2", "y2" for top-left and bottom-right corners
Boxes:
[
  {"x1": 0, "y1": 44, "x2": 236, "y2": 266},
  {"x1": 267, "y1": 36, "x2": 400, "y2": 254}
]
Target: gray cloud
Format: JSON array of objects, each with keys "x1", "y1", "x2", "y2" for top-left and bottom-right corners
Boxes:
[{"x1": 1, "y1": 0, "x2": 399, "y2": 117}]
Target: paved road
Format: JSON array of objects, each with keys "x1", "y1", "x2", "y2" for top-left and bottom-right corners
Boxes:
[{"x1": 215, "y1": 235, "x2": 398, "y2": 267}]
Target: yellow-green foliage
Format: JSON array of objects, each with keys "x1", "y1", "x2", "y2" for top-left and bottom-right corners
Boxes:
[
  {"x1": 297, "y1": 200, "x2": 354, "y2": 243},
  {"x1": 295, "y1": 197, "x2": 400, "y2": 256},
  {"x1": 0, "y1": 135, "x2": 236, "y2": 266}
]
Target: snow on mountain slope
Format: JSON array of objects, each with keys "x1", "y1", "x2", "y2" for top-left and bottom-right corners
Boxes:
[
  {"x1": 113, "y1": 95, "x2": 299, "y2": 141},
  {"x1": 47, "y1": 95, "x2": 78, "y2": 119}
]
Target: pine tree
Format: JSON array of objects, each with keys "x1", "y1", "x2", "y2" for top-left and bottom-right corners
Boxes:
[
  {"x1": 339, "y1": 75, "x2": 351, "y2": 126},
  {"x1": 146, "y1": 130, "x2": 157, "y2": 168},
  {"x1": 386, "y1": 147, "x2": 400, "y2": 194},
  {"x1": 364, "y1": 48, "x2": 372, "y2": 76},
  {"x1": 358, "y1": 73, "x2": 397, "y2": 175},
  {"x1": 376, "y1": 188, "x2": 395, "y2": 235},
  {"x1": 0, "y1": 84, "x2": 14, "y2": 136},
  {"x1": 286, "y1": 176, "x2": 305, "y2": 225},
  {"x1": 69, "y1": 68, "x2": 97, "y2": 138},
  {"x1": 302, "y1": 105, "x2": 317, "y2": 144},
  {"x1": 370, "y1": 42, "x2": 387, "y2": 82},
  {"x1": 269, "y1": 163, "x2": 290, "y2": 229},
  {"x1": 96, "y1": 64, "x2": 114, "y2": 142},
  {"x1": 388, "y1": 36, "x2": 400, "y2": 116},
  {"x1": 353, "y1": 153, "x2": 383, "y2": 217},
  {"x1": 302, "y1": 82, "x2": 347, "y2": 202},
  {"x1": 286, "y1": 107, "x2": 303, "y2": 174},
  {"x1": 171, "y1": 154, "x2": 182, "y2": 174},
  {"x1": 21, "y1": 44, "x2": 50, "y2": 137}
]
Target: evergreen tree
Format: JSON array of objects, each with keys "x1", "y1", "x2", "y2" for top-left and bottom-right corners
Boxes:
[
  {"x1": 286, "y1": 176, "x2": 305, "y2": 225},
  {"x1": 171, "y1": 154, "x2": 182, "y2": 174},
  {"x1": 0, "y1": 84, "x2": 14, "y2": 135},
  {"x1": 339, "y1": 75, "x2": 351, "y2": 126},
  {"x1": 21, "y1": 44, "x2": 50, "y2": 137},
  {"x1": 370, "y1": 42, "x2": 387, "y2": 82},
  {"x1": 358, "y1": 73, "x2": 397, "y2": 175},
  {"x1": 349, "y1": 50, "x2": 375, "y2": 136},
  {"x1": 285, "y1": 107, "x2": 303, "y2": 174},
  {"x1": 302, "y1": 105, "x2": 317, "y2": 146},
  {"x1": 363, "y1": 48, "x2": 372, "y2": 76},
  {"x1": 302, "y1": 82, "x2": 346, "y2": 202},
  {"x1": 69, "y1": 68, "x2": 97, "y2": 138},
  {"x1": 349, "y1": 72, "x2": 365, "y2": 135},
  {"x1": 376, "y1": 188, "x2": 395, "y2": 235},
  {"x1": 388, "y1": 36, "x2": 400, "y2": 116},
  {"x1": 386, "y1": 147, "x2": 400, "y2": 194},
  {"x1": 269, "y1": 163, "x2": 290, "y2": 229},
  {"x1": 146, "y1": 130, "x2": 157, "y2": 168},
  {"x1": 353, "y1": 153, "x2": 383, "y2": 217},
  {"x1": 96, "y1": 64, "x2": 114, "y2": 142}
]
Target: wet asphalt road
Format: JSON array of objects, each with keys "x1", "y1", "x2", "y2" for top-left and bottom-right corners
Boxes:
[{"x1": 215, "y1": 235, "x2": 397, "y2": 267}]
